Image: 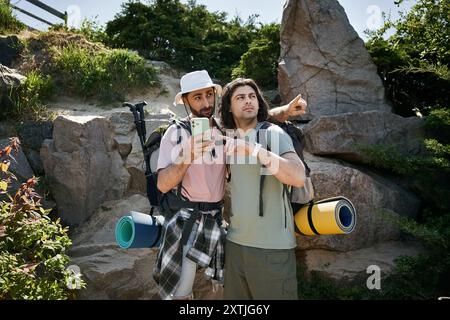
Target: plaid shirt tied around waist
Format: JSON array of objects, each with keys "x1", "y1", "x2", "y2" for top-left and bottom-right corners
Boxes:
[{"x1": 153, "y1": 208, "x2": 226, "y2": 300}]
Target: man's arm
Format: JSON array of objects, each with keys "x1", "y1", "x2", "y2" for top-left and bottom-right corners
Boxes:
[
  {"x1": 267, "y1": 93, "x2": 308, "y2": 123},
  {"x1": 157, "y1": 136, "x2": 213, "y2": 193},
  {"x1": 256, "y1": 149, "x2": 305, "y2": 187},
  {"x1": 223, "y1": 137, "x2": 305, "y2": 187},
  {"x1": 157, "y1": 161, "x2": 190, "y2": 193}
]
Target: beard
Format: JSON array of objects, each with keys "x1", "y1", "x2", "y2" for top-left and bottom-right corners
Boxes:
[{"x1": 191, "y1": 106, "x2": 214, "y2": 118}]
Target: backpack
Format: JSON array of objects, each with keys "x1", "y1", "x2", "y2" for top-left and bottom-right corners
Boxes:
[
  {"x1": 144, "y1": 118, "x2": 192, "y2": 213},
  {"x1": 256, "y1": 121, "x2": 315, "y2": 221}
]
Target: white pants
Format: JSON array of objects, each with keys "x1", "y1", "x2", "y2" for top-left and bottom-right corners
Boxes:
[{"x1": 172, "y1": 221, "x2": 198, "y2": 298}]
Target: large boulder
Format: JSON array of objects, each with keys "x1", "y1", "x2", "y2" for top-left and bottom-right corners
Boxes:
[
  {"x1": 278, "y1": 0, "x2": 391, "y2": 118},
  {"x1": 301, "y1": 240, "x2": 424, "y2": 281},
  {"x1": 40, "y1": 115, "x2": 130, "y2": 226},
  {"x1": 303, "y1": 111, "x2": 426, "y2": 162},
  {"x1": 296, "y1": 153, "x2": 421, "y2": 252}
]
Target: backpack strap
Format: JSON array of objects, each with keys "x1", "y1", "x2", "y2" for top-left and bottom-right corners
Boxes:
[
  {"x1": 282, "y1": 184, "x2": 291, "y2": 228},
  {"x1": 172, "y1": 118, "x2": 192, "y2": 144},
  {"x1": 256, "y1": 122, "x2": 272, "y2": 217},
  {"x1": 256, "y1": 122, "x2": 293, "y2": 229},
  {"x1": 170, "y1": 119, "x2": 192, "y2": 197}
]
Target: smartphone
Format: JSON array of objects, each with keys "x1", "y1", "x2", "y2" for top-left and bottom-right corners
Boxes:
[{"x1": 191, "y1": 117, "x2": 211, "y2": 141}]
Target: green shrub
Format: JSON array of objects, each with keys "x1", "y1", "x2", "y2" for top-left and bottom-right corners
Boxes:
[
  {"x1": 365, "y1": 0, "x2": 450, "y2": 116},
  {"x1": 425, "y1": 108, "x2": 450, "y2": 143},
  {"x1": 0, "y1": 0, "x2": 25, "y2": 34},
  {"x1": 296, "y1": 264, "x2": 380, "y2": 300},
  {"x1": 53, "y1": 44, "x2": 159, "y2": 102},
  {"x1": 371, "y1": 210, "x2": 450, "y2": 299},
  {"x1": 0, "y1": 138, "x2": 85, "y2": 300},
  {"x1": 7, "y1": 70, "x2": 54, "y2": 121},
  {"x1": 105, "y1": 1, "x2": 268, "y2": 81},
  {"x1": 232, "y1": 23, "x2": 280, "y2": 89},
  {"x1": 73, "y1": 17, "x2": 110, "y2": 45}
]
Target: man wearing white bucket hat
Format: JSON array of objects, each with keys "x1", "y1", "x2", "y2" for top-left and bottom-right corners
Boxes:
[{"x1": 153, "y1": 70, "x2": 307, "y2": 300}]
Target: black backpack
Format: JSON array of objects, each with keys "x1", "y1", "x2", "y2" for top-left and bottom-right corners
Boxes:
[
  {"x1": 256, "y1": 121, "x2": 315, "y2": 223},
  {"x1": 124, "y1": 101, "x2": 191, "y2": 213},
  {"x1": 144, "y1": 118, "x2": 192, "y2": 213}
]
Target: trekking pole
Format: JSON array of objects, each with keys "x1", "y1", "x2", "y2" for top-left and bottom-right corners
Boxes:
[
  {"x1": 135, "y1": 101, "x2": 148, "y2": 141},
  {"x1": 123, "y1": 101, "x2": 154, "y2": 212},
  {"x1": 123, "y1": 101, "x2": 147, "y2": 151}
]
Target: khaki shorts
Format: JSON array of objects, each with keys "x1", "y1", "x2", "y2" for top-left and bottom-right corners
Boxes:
[{"x1": 223, "y1": 240, "x2": 298, "y2": 300}]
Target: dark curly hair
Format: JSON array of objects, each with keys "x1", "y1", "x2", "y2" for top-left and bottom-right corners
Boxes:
[{"x1": 219, "y1": 78, "x2": 269, "y2": 129}]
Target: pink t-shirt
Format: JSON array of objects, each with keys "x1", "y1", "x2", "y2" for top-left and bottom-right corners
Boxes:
[{"x1": 156, "y1": 123, "x2": 226, "y2": 203}]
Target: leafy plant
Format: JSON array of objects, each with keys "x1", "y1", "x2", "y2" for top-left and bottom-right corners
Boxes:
[
  {"x1": 7, "y1": 70, "x2": 55, "y2": 121},
  {"x1": 0, "y1": 138, "x2": 85, "y2": 299},
  {"x1": 232, "y1": 23, "x2": 280, "y2": 89},
  {"x1": 105, "y1": 0, "x2": 274, "y2": 81},
  {"x1": 0, "y1": 0, "x2": 25, "y2": 34},
  {"x1": 52, "y1": 44, "x2": 159, "y2": 102},
  {"x1": 75, "y1": 17, "x2": 110, "y2": 44},
  {"x1": 365, "y1": 0, "x2": 450, "y2": 116}
]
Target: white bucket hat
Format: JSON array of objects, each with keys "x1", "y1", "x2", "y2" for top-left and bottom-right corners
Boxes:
[{"x1": 173, "y1": 70, "x2": 222, "y2": 106}]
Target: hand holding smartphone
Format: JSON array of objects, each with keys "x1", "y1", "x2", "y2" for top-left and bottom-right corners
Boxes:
[{"x1": 191, "y1": 117, "x2": 211, "y2": 142}]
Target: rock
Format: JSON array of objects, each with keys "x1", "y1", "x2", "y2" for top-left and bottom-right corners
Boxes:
[
  {"x1": 108, "y1": 111, "x2": 135, "y2": 137},
  {"x1": 71, "y1": 247, "x2": 158, "y2": 300},
  {"x1": 68, "y1": 194, "x2": 158, "y2": 299},
  {"x1": 263, "y1": 89, "x2": 282, "y2": 106},
  {"x1": 301, "y1": 240, "x2": 424, "y2": 281},
  {"x1": 16, "y1": 121, "x2": 53, "y2": 175},
  {"x1": 0, "y1": 64, "x2": 26, "y2": 113},
  {"x1": 17, "y1": 121, "x2": 54, "y2": 151},
  {"x1": 108, "y1": 112, "x2": 135, "y2": 158},
  {"x1": 0, "y1": 35, "x2": 24, "y2": 67},
  {"x1": 70, "y1": 194, "x2": 151, "y2": 247},
  {"x1": 296, "y1": 153, "x2": 421, "y2": 251},
  {"x1": 23, "y1": 148, "x2": 44, "y2": 176},
  {"x1": 303, "y1": 111, "x2": 427, "y2": 162},
  {"x1": 278, "y1": 0, "x2": 391, "y2": 118},
  {"x1": 40, "y1": 115, "x2": 130, "y2": 226},
  {"x1": 0, "y1": 137, "x2": 34, "y2": 192},
  {"x1": 125, "y1": 118, "x2": 170, "y2": 194},
  {"x1": 0, "y1": 121, "x2": 16, "y2": 139}
]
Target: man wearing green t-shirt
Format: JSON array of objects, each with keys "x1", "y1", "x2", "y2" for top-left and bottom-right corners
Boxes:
[{"x1": 219, "y1": 78, "x2": 307, "y2": 300}]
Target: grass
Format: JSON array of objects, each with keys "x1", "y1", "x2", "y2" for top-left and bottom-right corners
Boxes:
[
  {"x1": 4, "y1": 30, "x2": 161, "y2": 120},
  {"x1": 0, "y1": 0, "x2": 25, "y2": 35},
  {"x1": 52, "y1": 44, "x2": 160, "y2": 103},
  {"x1": 7, "y1": 70, "x2": 56, "y2": 121}
]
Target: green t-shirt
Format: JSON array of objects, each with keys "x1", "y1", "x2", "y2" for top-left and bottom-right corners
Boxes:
[{"x1": 227, "y1": 123, "x2": 297, "y2": 249}]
